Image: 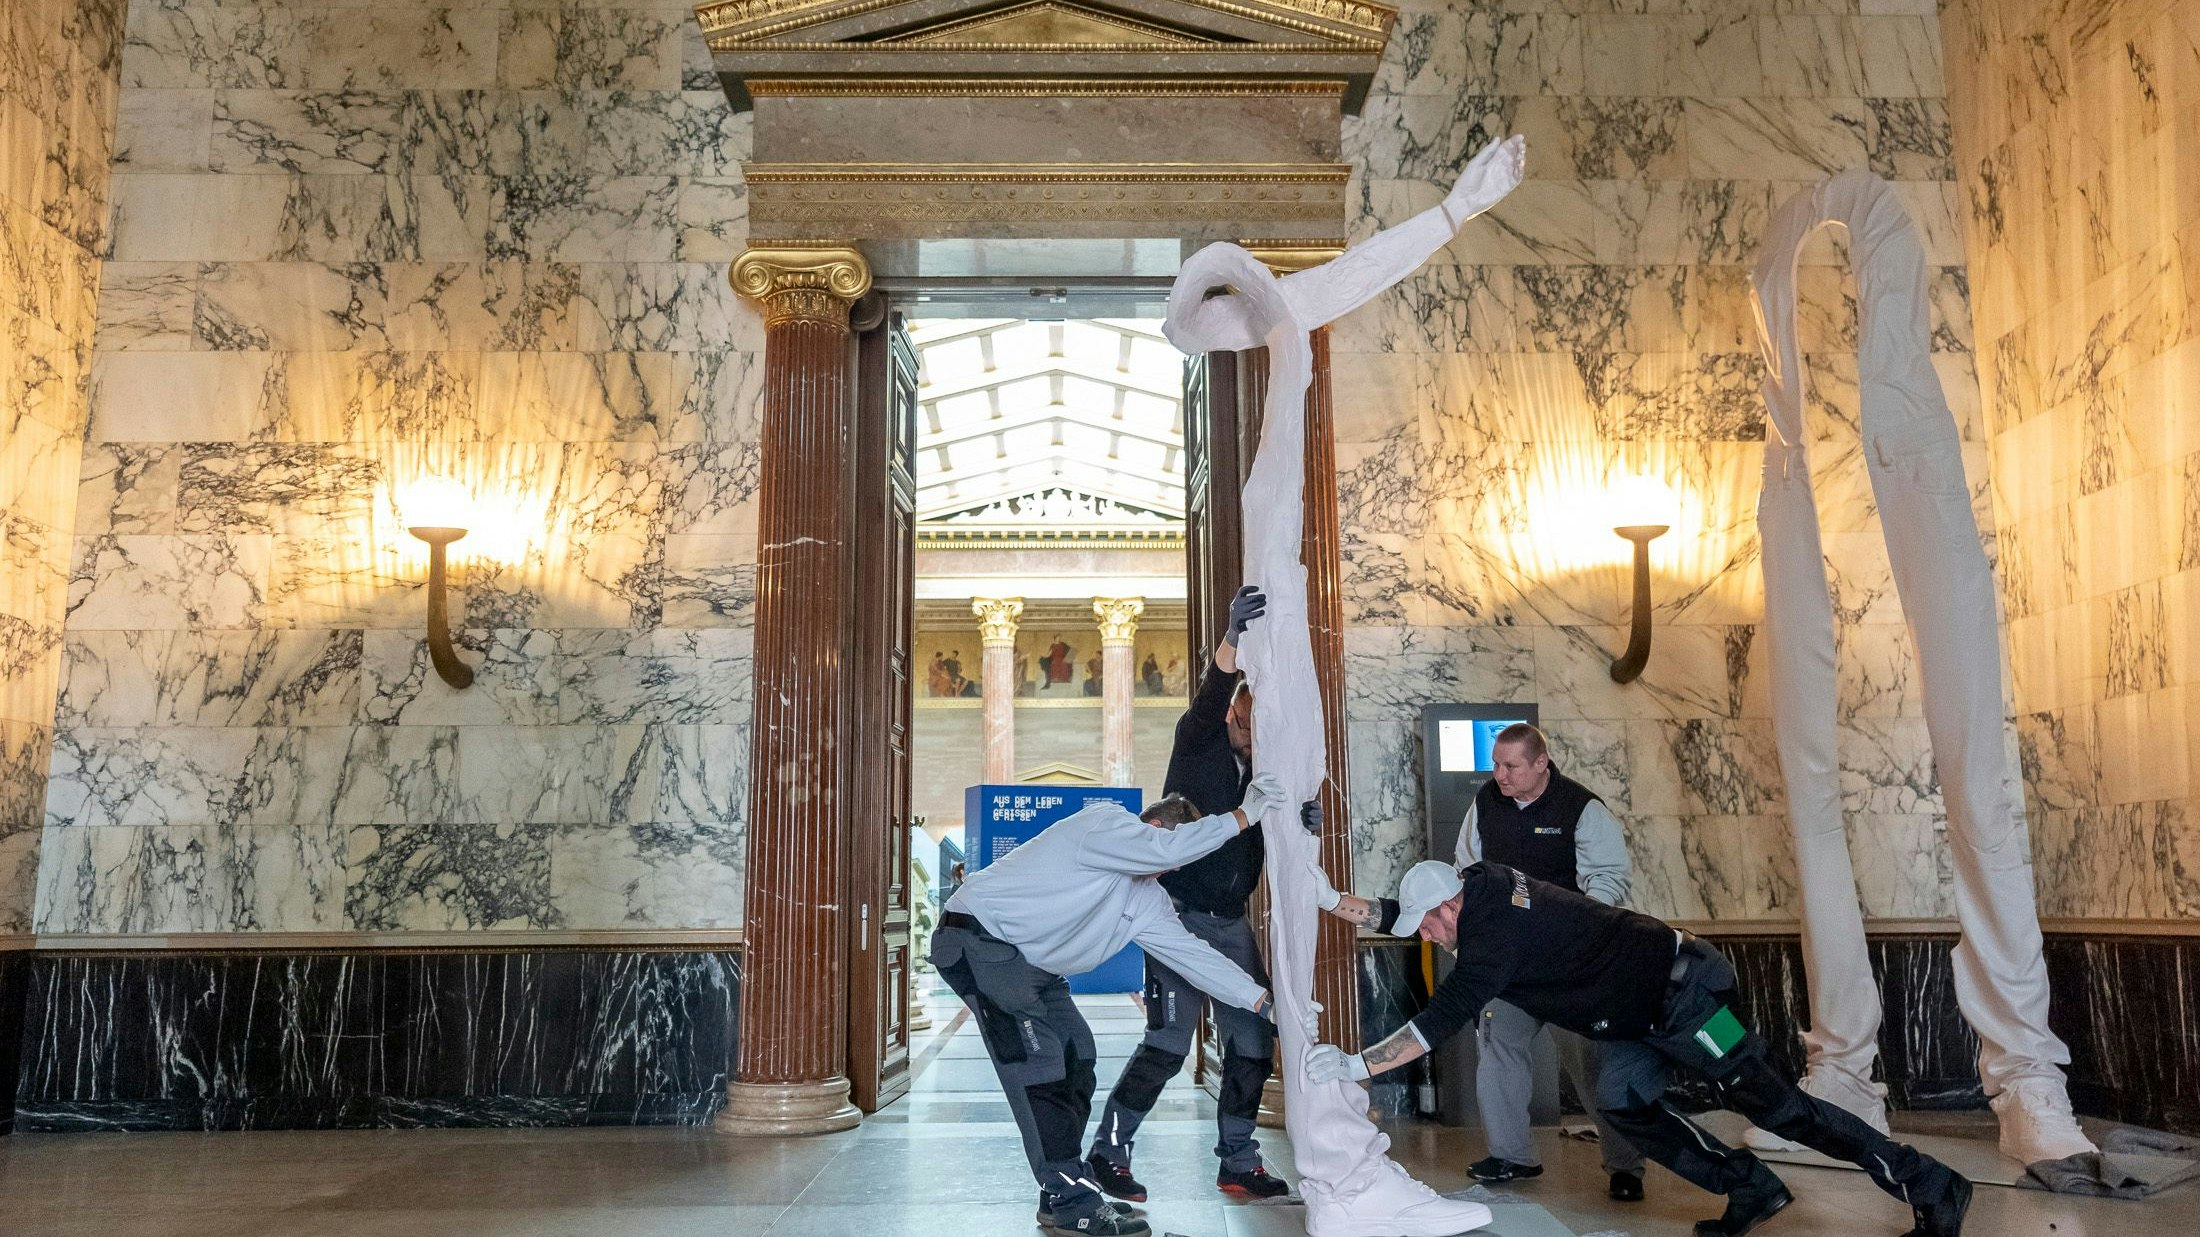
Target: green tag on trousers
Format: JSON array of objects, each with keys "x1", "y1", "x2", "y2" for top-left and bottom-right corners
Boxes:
[{"x1": 1693, "y1": 1006, "x2": 1747, "y2": 1058}]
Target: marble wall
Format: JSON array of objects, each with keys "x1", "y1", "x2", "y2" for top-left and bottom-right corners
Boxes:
[
  {"x1": 46, "y1": 0, "x2": 760, "y2": 933},
  {"x1": 1, "y1": 0, "x2": 126, "y2": 934},
  {"x1": 1942, "y1": 0, "x2": 2200, "y2": 920},
  {"x1": 1334, "y1": 0, "x2": 1992, "y2": 922}
]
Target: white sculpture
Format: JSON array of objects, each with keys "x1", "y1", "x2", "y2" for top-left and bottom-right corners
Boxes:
[
  {"x1": 1163, "y1": 133, "x2": 1526, "y2": 1237},
  {"x1": 1748, "y1": 171, "x2": 2095, "y2": 1169}
]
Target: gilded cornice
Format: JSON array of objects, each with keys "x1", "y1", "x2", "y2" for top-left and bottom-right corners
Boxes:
[
  {"x1": 696, "y1": 0, "x2": 1394, "y2": 47},
  {"x1": 746, "y1": 78, "x2": 1345, "y2": 96},
  {"x1": 1244, "y1": 239, "x2": 1345, "y2": 274},
  {"x1": 744, "y1": 162, "x2": 1349, "y2": 183},
  {"x1": 729, "y1": 244, "x2": 874, "y2": 324}
]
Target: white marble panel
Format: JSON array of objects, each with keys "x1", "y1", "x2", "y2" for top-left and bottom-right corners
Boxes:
[
  {"x1": 34, "y1": 819, "x2": 346, "y2": 933},
  {"x1": 67, "y1": 533, "x2": 273, "y2": 629},
  {"x1": 548, "y1": 820, "x2": 745, "y2": 930}
]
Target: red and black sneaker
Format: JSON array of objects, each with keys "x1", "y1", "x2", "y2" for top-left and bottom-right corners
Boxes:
[
  {"x1": 1217, "y1": 1165, "x2": 1290, "y2": 1199},
  {"x1": 1086, "y1": 1153, "x2": 1149, "y2": 1203}
]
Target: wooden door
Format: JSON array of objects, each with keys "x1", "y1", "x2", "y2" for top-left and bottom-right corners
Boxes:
[
  {"x1": 1180, "y1": 348, "x2": 1249, "y2": 1092},
  {"x1": 846, "y1": 301, "x2": 919, "y2": 1112},
  {"x1": 1182, "y1": 351, "x2": 1246, "y2": 668}
]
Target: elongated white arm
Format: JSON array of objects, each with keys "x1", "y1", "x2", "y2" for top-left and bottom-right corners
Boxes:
[{"x1": 1279, "y1": 135, "x2": 1526, "y2": 329}]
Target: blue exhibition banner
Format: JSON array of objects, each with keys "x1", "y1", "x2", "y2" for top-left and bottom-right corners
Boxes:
[{"x1": 964, "y1": 783, "x2": 1145, "y2": 994}]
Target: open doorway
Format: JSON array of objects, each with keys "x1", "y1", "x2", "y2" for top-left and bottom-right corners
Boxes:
[
  {"x1": 905, "y1": 314, "x2": 1191, "y2": 910},
  {"x1": 844, "y1": 283, "x2": 1252, "y2": 1117}
]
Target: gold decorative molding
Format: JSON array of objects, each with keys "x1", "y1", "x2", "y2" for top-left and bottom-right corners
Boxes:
[
  {"x1": 729, "y1": 243, "x2": 873, "y2": 324},
  {"x1": 1093, "y1": 596, "x2": 1145, "y2": 643},
  {"x1": 745, "y1": 162, "x2": 1350, "y2": 184},
  {"x1": 713, "y1": 38, "x2": 1358, "y2": 52},
  {"x1": 892, "y1": 2, "x2": 1205, "y2": 46},
  {"x1": 972, "y1": 596, "x2": 1025, "y2": 645},
  {"x1": 697, "y1": 0, "x2": 1395, "y2": 46},
  {"x1": 1245, "y1": 239, "x2": 1345, "y2": 274},
  {"x1": 747, "y1": 78, "x2": 1345, "y2": 97}
]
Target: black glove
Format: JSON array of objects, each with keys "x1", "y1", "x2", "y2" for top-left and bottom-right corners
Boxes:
[
  {"x1": 1225, "y1": 584, "x2": 1267, "y2": 646},
  {"x1": 1300, "y1": 798, "x2": 1323, "y2": 835}
]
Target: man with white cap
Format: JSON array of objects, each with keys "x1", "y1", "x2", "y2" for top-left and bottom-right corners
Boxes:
[
  {"x1": 933, "y1": 780, "x2": 1287, "y2": 1237},
  {"x1": 1308, "y1": 860, "x2": 1972, "y2": 1237}
]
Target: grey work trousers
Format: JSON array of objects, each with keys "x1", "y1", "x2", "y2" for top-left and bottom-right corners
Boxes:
[
  {"x1": 1092, "y1": 907, "x2": 1273, "y2": 1172},
  {"x1": 931, "y1": 922, "x2": 1106, "y2": 1221},
  {"x1": 1476, "y1": 998, "x2": 1644, "y2": 1174}
]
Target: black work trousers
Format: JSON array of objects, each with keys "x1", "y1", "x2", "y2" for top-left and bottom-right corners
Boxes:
[{"x1": 1593, "y1": 937, "x2": 1959, "y2": 1211}]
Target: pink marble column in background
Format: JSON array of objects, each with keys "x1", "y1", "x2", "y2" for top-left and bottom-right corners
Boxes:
[
  {"x1": 972, "y1": 597, "x2": 1023, "y2": 784},
  {"x1": 1094, "y1": 597, "x2": 1144, "y2": 787}
]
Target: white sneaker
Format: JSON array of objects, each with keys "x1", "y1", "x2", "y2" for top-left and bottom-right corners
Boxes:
[
  {"x1": 1743, "y1": 1062, "x2": 1890, "y2": 1152},
  {"x1": 1992, "y1": 1076, "x2": 2096, "y2": 1165},
  {"x1": 1304, "y1": 1157, "x2": 1493, "y2": 1237}
]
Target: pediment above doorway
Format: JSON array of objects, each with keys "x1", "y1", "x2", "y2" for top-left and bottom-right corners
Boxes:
[{"x1": 694, "y1": 0, "x2": 1393, "y2": 247}]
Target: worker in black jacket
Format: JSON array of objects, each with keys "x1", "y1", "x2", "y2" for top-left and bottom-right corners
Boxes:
[
  {"x1": 1303, "y1": 860, "x2": 1972, "y2": 1237},
  {"x1": 1085, "y1": 585, "x2": 1323, "y2": 1202}
]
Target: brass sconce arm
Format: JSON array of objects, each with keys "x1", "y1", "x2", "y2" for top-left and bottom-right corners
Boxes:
[
  {"x1": 408, "y1": 525, "x2": 475, "y2": 689},
  {"x1": 1608, "y1": 523, "x2": 1667, "y2": 684}
]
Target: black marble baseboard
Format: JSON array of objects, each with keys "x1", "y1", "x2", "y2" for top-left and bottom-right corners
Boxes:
[
  {"x1": 0, "y1": 949, "x2": 27, "y2": 1133},
  {"x1": 9, "y1": 947, "x2": 738, "y2": 1133}
]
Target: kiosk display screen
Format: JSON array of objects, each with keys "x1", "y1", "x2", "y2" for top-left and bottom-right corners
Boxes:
[{"x1": 1435, "y1": 717, "x2": 1530, "y2": 772}]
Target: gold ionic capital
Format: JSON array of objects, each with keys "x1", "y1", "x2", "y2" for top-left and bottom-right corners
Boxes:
[
  {"x1": 730, "y1": 244, "x2": 873, "y2": 326},
  {"x1": 1242, "y1": 239, "x2": 1346, "y2": 276},
  {"x1": 1093, "y1": 596, "x2": 1145, "y2": 645},
  {"x1": 973, "y1": 597, "x2": 1025, "y2": 647}
]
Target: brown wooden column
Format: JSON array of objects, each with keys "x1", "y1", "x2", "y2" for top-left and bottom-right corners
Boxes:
[
  {"x1": 1244, "y1": 244, "x2": 1358, "y2": 1053},
  {"x1": 719, "y1": 244, "x2": 871, "y2": 1136},
  {"x1": 1299, "y1": 323, "x2": 1360, "y2": 1052}
]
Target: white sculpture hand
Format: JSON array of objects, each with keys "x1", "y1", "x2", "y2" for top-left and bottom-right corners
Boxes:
[
  {"x1": 1306, "y1": 1043, "x2": 1371, "y2": 1084},
  {"x1": 1442, "y1": 134, "x2": 1527, "y2": 230},
  {"x1": 1308, "y1": 858, "x2": 1342, "y2": 911},
  {"x1": 1240, "y1": 772, "x2": 1286, "y2": 822}
]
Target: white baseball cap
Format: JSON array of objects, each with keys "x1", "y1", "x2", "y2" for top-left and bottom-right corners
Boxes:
[{"x1": 1390, "y1": 860, "x2": 1464, "y2": 937}]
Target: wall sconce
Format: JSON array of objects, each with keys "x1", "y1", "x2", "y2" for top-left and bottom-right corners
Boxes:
[
  {"x1": 1607, "y1": 474, "x2": 1677, "y2": 685},
  {"x1": 400, "y1": 477, "x2": 476, "y2": 690}
]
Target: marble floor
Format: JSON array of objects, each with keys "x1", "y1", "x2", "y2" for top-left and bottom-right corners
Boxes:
[{"x1": 0, "y1": 984, "x2": 2194, "y2": 1237}]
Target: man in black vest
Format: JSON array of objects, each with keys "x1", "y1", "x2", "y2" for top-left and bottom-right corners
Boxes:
[
  {"x1": 1085, "y1": 585, "x2": 1323, "y2": 1203},
  {"x1": 1456, "y1": 722, "x2": 1648, "y2": 1201}
]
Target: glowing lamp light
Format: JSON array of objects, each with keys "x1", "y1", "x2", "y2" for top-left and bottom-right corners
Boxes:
[
  {"x1": 399, "y1": 475, "x2": 476, "y2": 690},
  {"x1": 1608, "y1": 473, "x2": 1676, "y2": 685}
]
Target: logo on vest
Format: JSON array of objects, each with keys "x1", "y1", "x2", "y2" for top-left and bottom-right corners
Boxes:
[
  {"x1": 1510, "y1": 870, "x2": 1532, "y2": 909},
  {"x1": 1532, "y1": 826, "x2": 1561, "y2": 835}
]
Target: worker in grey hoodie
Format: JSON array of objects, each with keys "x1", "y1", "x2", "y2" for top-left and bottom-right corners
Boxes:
[{"x1": 933, "y1": 776, "x2": 1285, "y2": 1237}]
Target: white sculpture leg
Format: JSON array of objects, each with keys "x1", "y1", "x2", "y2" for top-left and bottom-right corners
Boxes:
[
  {"x1": 1750, "y1": 172, "x2": 2090, "y2": 1166},
  {"x1": 1164, "y1": 134, "x2": 1524, "y2": 1236}
]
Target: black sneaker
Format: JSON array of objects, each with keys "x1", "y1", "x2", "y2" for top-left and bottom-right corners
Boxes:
[
  {"x1": 1902, "y1": 1172, "x2": 1972, "y2": 1237},
  {"x1": 1045, "y1": 1203, "x2": 1151, "y2": 1236},
  {"x1": 1468, "y1": 1156, "x2": 1544, "y2": 1183},
  {"x1": 1693, "y1": 1166, "x2": 1793, "y2": 1236},
  {"x1": 1038, "y1": 1194, "x2": 1129, "y2": 1227},
  {"x1": 1217, "y1": 1165, "x2": 1290, "y2": 1199},
  {"x1": 1086, "y1": 1152, "x2": 1149, "y2": 1203},
  {"x1": 1608, "y1": 1170, "x2": 1645, "y2": 1201}
]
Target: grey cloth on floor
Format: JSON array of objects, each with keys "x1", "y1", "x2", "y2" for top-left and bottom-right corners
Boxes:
[{"x1": 2022, "y1": 1126, "x2": 2200, "y2": 1198}]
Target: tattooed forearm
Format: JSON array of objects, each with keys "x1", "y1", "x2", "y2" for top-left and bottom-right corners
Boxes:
[
  {"x1": 1360, "y1": 1027, "x2": 1427, "y2": 1076},
  {"x1": 1329, "y1": 894, "x2": 1381, "y2": 927}
]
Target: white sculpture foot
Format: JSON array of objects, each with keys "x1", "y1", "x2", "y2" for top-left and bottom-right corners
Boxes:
[
  {"x1": 1992, "y1": 1076, "x2": 2097, "y2": 1165},
  {"x1": 1304, "y1": 1158, "x2": 1493, "y2": 1237},
  {"x1": 1743, "y1": 1062, "x2": 1889, "y2": 1152}
]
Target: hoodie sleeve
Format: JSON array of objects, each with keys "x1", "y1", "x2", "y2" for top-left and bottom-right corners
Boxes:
[
  {"x1": 1076, "y1": 809, "x2": 1239, "y2": 875},
  {"x1": 1129, "y1": 896, "x2": 1267, "y2": 1011}
]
